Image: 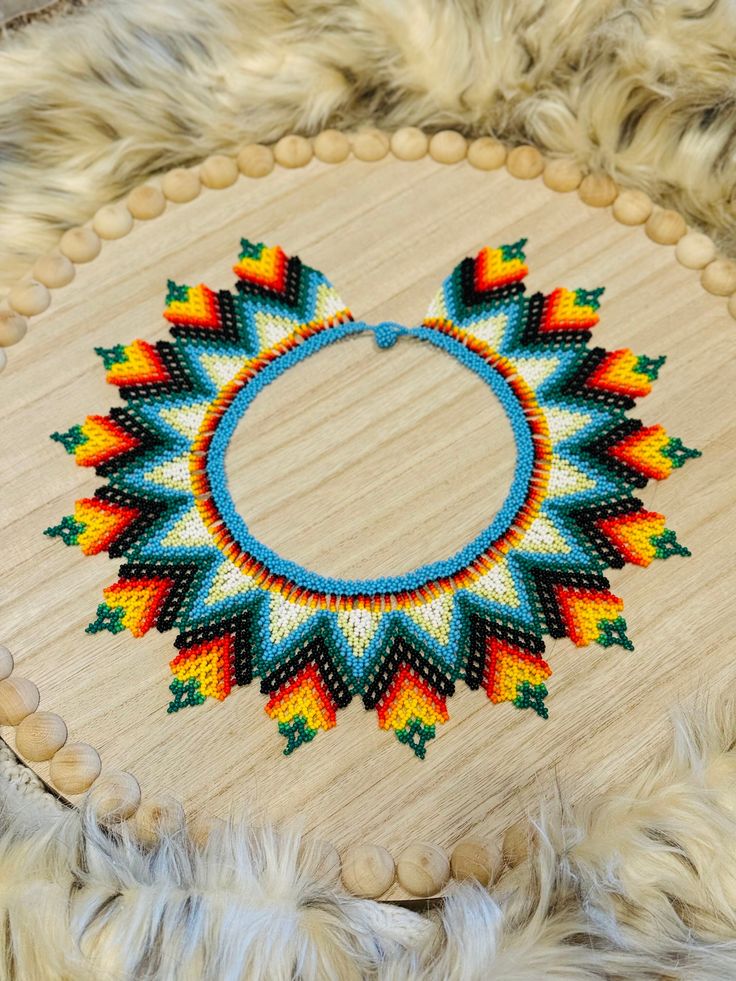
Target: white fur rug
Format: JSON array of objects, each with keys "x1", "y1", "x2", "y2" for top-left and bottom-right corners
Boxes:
[
  {"x1": 3, "y1": 694, "x2": 736, "y2": 979},
  {"x1": 2, "y1": 0, "x2": 736, "y2": 291}
]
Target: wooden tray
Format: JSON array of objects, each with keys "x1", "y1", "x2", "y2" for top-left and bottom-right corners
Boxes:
[{"x1": 1, "y1": 134, "x2": 734, "y2": 899}]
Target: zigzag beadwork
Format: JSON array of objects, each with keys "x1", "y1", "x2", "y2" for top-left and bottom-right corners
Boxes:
[{"x1": 45, "y1": 238, "x2": 700, "y2": 758}]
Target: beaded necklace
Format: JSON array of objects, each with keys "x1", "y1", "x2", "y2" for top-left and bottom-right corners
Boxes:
[{"x1": 46, "y1": 239, "x2": 699, "y2": 758}]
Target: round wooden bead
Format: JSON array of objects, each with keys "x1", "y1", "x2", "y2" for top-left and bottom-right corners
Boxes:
[
  {"x1": 578, "y1": 173, "x2": 618, "y2": 208},
  {"x1": 352, "y1": 129, "x2": 390, "y2": 162},
  {"x1": 467, "y1": 137, "x2": 506, "y2": 171},
  {"x1": 645, "y1": 209, "x2": 687, "y2": 245},
  {"x1": 8, "y1": 280, "x2": 51, "y2": 317},
  {"x1": 675, "y1": 232, "x2": 716, "y2": 270},
  {"x1": 134, "y1": 793, "x2": 186, "y2": 846},
  {"x1": 127, "y1": 185, "x2": 166, "y2": 220},
  {"x1": 429, "y1": 130, "x2": 467, "y2": 165},
  {"x1": 15, "y1": 711, "x2": 67, "y2": 762},
  {"x1": 59, "y1": 226, "x2": 101, "y2": 263},
  {"x1": 0, "y1": 309, "x2": 27, "y2": 346},
  {"x1": 701, "y1": 258, "x2": 736, "y2": 296},
  {"x1": 313, "y1": 129, "x2": 351, "y2": 164},
  {"x1": 0, "y1": 645, "x2": 13, "y2": 680},
  {"x1": 612, "y1": 189, "x2": 653, "y2": 226},
  {"x1": 273, "y1": 134, "x2": 313, "y2": 169},
  {"x1": 92, "y1": 203, "x2": 134, "y2": 240},
  {"x1": 32, "y1": 253, "x2": 75, "y2": 289},
  {"x1": 0, "y1": 677, "x2": 40, "y2": 726},
  {"x1": 390, "y1": 127, "x2": 429, "y2": 161},
  {"x1": 450, "y1": 837, "x2": 502, "y2": 887},
  {"x1": 341, "y1": 843, "x2": 395, "y2": 898},
  {"x1": 728, "y1": 291, "x2": 736, "y2": 321},
  {"x1": 542, "y1": 158, "x2": 583, "y2": 193},
  {"x1": 162, "y1": 167, "x2": 201, "y2": 203},
  {"x1": 396, "y1": 841, "x2": 450, "y2": 897},
  {"x1": 237, "y1": 144, "x2": 275, "y2": 178},
  {"x1": 506, "y1": 144, "x2": 545, "y2": 180},
  {"x1": 502, "y1": 820, "x2": 531, "y2": 868},
  {"x1": 49, "y1": 742, "x2": 101, "y2": 795},
  {"x1": 200, "y1": 155, "x2": 239, "y2": 190},
  {"x1": 89, "y1": 771, "x2": 141, "y2": 822}
]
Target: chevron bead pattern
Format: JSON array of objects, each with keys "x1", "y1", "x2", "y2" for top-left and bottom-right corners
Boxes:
[{"x1": 46, "y1": 238, "x2": 699, "y2": 758}]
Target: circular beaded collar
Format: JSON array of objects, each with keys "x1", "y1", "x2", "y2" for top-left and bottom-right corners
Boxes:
[{"x1": 46, "y1": 239, "x2": 699, "y2": 758}]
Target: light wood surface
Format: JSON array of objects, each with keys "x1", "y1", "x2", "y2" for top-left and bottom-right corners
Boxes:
[{"x1": 1, "y1": 154, "x2": 735, "y2": 900}]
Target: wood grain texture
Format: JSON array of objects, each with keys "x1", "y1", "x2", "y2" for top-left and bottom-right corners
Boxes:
[{"x1": 1, "y1": 156, "x2": 734, "y2": 900}]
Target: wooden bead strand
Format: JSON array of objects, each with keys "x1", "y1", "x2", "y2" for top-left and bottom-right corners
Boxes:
[
  {"x1": 351, "y1": 129, "x2": 390, "y2": 162},
  {"x1": 162, "y1": 167, "x2": 202, "y2": 203},
  {"x1": 428, "y1": 130, "x2": 467, "y2": 165},
  {"x1": 59, "y1": 226, "x2": 101, "y2": 263},
  {"x1": 502, "y1": 820, "x2": 532, "y2": 868},
  {"x1": 467, "y1": 137, "x2": 506, "y2": 171},
  {"x1": 578, "y1": 173, "x2": 618, "y2": 208},
  {"x1": 727, "y1": 292, "x2": 736, "y2": 322},
  {"x1": 8, "y1": 280, "x2": 51, "y2": 317},
  {"x1": 134, "y1": 793, "x2": 186, "y2": 846},
  {"x1": 612, "y1": 189, "x2": 653, "y2": 226},
  {"x1": 32, "y1": 253, "x2": 75, "y2": 289},
  {"x1": 127, "y1": 185, "x2": 166, "y2": 220},
  {"x1": 390, "y1": 127, "x2": 428, "y2": 161},
  {"x1": 645, "y1": 208, "x2": 687, "y2": 245},
  {"x1": 273, "y1": 134, "x2": 313, "y2": 169},
  {"x1": 313, "y1": 129, "x2": 351, "y2": 164},
  {"x1": 506, "y1": 144, "x2": 545, "y2": 180},
  {"x1": 200, "y1": 155, "x2": 239, "y2": 190},
  {"x1": 237, "y1": 144, "x2": 275, "y2": 178},
  {"x1": 341, "y1": 843, "x2": 395, "y2": 898},
  {"x1": 15, "y1": 711, "x2": 67, "y2": 762},
  {"x1": 701, "y1": 258, "x2": 736, "y2": 296},
  {"x1": 92, "y1": 203, "x2": 134, "y2": 240},
  {"x1": 89, "y1": 770, "x2": 141, "y2": 823},
  {"x1": 450, "y1": 837, "x2": 502, "y2": 887},
  {"x1": 49, "y1": 742, "x2": 101, "y2": 795},
  {"x1": 543, "y1": 158, "x2": 583, "y2": 193},
  {"x1": 396, "y1": 841, "x2": 450, "y2": 897},
  {"x1": 0, "y1": 645, "x2": 13, "y2": 680},
  {"x1": 0, "y1": 676, "x2": 40, "y2": 726},
  {"x1": 0, "y1": 308, "x2": 28, "y2": 346},
  {"x1": 675, "y1": 232, "x2": 717, "y2": 270}
]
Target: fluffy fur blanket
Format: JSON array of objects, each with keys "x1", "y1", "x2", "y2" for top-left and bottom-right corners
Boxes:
[
  {"x1": 1, "y1": 0, "x2": 736, "y2": 292},
  {"x1": 3, "y1": 695, "x2": 736, "y2": 978}
]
